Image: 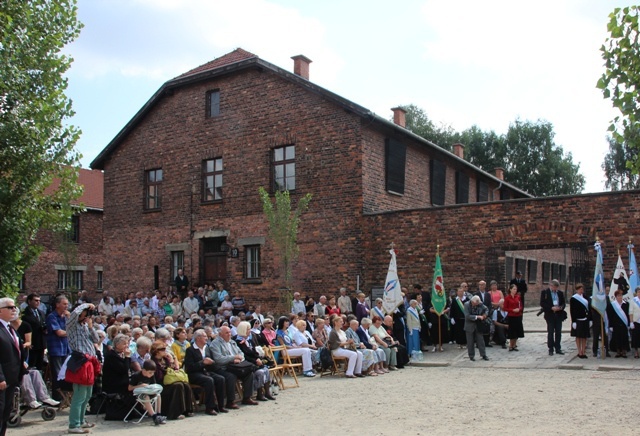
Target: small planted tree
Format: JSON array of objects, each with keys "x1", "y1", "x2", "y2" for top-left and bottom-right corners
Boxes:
[{"x1": 258, "y1": 187, "x2": 312, "y2": 309}]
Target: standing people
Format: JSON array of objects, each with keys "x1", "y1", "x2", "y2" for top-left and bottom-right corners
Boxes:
[
  {"x1": 355, "y1": 292, "x2": 370, "y2": 322},
  {"x1": 463, "y1": 296, "x2": 489, "y2": 361},
  {"x1": 405, "y1": 300, "x2": 421, "y2": 359},
  {"x1": 540, "y1": 279, "x2": 567, "y2": 356},
  {"x1": 449, "y1": 286, "x2": 468, "y2": 349},
  {"x1": 629, "y1": 286, "x2": 640, "y2": 358},
  {"x1": 291, "y1": 292, "x2": 306, "y2": 315},
  {"x1": 46, "y1": 294, "x2": 71, "y2": 400},
  {"x1": 510, "y1": 270, "x2": 528, "y2": 308},
  {"x1": 590, "y1": 293, "x2": 610, "y2": 358},
  {"x1": 504, "y1": 284, "x2": 524, "y2": 352},
  {"x1": 21, "y1": 293, "x2": 47, "y2": 370},
  {"x1": 0, "y1": 297, "x2": 25, "y2": 436},
  {"x1": 607, "y1": 289, "x2": 630, "y2": 358},
  {"x1": 66, "y1": 303, "x2": 100, "y2": 434},
  {"x1": 475, "y1": 281, "x2": 493, "y2": 347},
  {"x1": 569, "y1": 283, "x2": 590, "y2": 359},
  {"x1": 175, "y1": 268, "x2": 189, "y2": 300}
]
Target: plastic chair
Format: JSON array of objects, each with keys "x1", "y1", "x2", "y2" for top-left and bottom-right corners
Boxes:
[{"x1": 124, "y1": 385, "x2": 162, "y2": 423}]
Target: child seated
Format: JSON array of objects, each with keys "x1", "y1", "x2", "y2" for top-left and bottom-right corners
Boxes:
[{"x1": 128, "y1": 360, "x2": 166, "y2": 425}]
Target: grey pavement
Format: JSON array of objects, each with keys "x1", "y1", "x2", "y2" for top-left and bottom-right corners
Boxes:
[{"x1": 413, "y1": 308, "x2": 640, "y2": 371}]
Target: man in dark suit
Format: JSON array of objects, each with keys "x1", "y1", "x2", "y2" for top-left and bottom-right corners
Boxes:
[
  {"x1": 21, "y1": 293, "x2": 47, "y2": 370},
  {"x1": 0, "y1": 297, "x2": 26, "y2": 436},
  {"x1": 540, "y1": 279, "x2": 566, "y2": 355},
  {"x1": 175, "y1": 269, "x2": 189, "y2": 300},
  {"x1": 475, "y1": 281, "x2": 493, "y2": 347},
  {"x1": 510, "y1": 271, "x2": 528, "y2": 308},
  {"x1": 183, "y1": 329, "x2": 227, "y2": 415}
]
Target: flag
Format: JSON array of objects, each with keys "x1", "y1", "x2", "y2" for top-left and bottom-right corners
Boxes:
[
  {"x1": 609, "y1": 253, "x2": 632, "y2": 302},
  {"x1": 431, "y1": 250, "x2": 447, "y2": 315},
  {"x1": 382, "y1": 249, "x2": 403, "y2": 314},
  {"x1": 591, "y1": 241, "x2": 606, "y2": 318},
  {"x1": 628, "y1": 243, "x2": 638, "y2": 294}
]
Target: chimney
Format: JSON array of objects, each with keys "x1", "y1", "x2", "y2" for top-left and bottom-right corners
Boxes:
[
  {"x1": 291, "y1": 55, "x2": 312, "y2": 80},
  {"x1": 391, "y1": 107, "x2": 407, "y2": 128},
  {"x1": 494, "y1": 167, "x2": 505, "y2": 181},
  {"x1": 452, "y1": 143, "x2": 465, "y2": 159}
]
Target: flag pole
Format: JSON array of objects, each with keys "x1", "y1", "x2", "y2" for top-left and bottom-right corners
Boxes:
[{"x1": 600, "y1": 316, "x2": 605, "y2": 359}]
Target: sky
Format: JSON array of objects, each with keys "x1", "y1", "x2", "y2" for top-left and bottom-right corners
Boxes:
[{"x1": 65, "y1": 0, "x2": 637, "y2": 193}]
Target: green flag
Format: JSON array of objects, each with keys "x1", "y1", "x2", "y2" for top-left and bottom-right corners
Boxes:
[{"x1": 431, "y1": 252, "x2": 446, "y2": 315}]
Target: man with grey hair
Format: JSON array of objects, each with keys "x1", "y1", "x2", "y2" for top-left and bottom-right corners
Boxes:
[
  {"x1": 464, "y1": 296, "x2": 490, "y2": 361},
  {"x1": 540, "y1": 279, "x2": 566, "y2": 356},
  {"x1": 0, "y1": 297, "x2": 25, "y2": 436},
  {"x1": 337, "y1": 287, "x2": 352, "y2": 314},
  {"x1": 314, "y1": 296, "x2": 327, "y2": 317},
  {"x1": 291, "y1": 292, "x2": 305, "y2": 315}
]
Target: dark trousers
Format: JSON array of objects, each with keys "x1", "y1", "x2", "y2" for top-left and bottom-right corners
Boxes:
[
  {"x1": 187, "y1": 372, "x2": 225, "y2": 411},
  {"x1": 0, "y1": 384, "x2": 17, "y2": 436},
  {"x1": 519, "y1": 292, "x2": 526, "y2": 309},
  {"x1": 213, "y1": 367, "x2": 253, "y2": 404},
  {"x1": 493, "y1": 325, "x2": 507, "y2": 346},
  {"x1": 466, "y1": 328, "x2": 486, "y2": 359},
  {"x1": 29, "y1": 348, "x2": 45, "y2": 371},
  {"x1": 545, "y1": 315, "x2": 563, "y2": 351},
  {"x1": 49, "y1": 355, "x2": 69, "y2": 400}
]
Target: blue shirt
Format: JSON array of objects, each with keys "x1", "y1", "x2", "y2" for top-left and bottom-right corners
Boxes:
[{"x1": 46, "y1": 311, "x2": 70, "y2": 357}]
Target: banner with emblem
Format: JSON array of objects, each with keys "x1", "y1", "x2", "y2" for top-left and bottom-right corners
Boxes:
[
  {"x1": 431, "y1": 248, "x2": 447, "y2": 315},
  {"x1": 609, "y1": 253, "x2": 632, "y2": 302},
  {"x1": 591, "y1": 241, "x2": 607, "y2": 317},
  {"x1": 628, "y1": 243, "x2": 638, "y2": 294},
  {"x1": 382, "y1": 249, "x2": 403, "y2": 314}
]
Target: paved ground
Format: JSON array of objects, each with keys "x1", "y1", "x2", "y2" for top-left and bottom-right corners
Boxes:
[
  {"x1": 415, "y1": 308, "x2": 640, "y2": 371},
  {"x1": 10, "y1": 309, "x2": 639, "y2": 435}
]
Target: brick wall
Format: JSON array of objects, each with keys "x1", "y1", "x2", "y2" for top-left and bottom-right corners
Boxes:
[{"x1": 361, "y1": 191, "x2": 640, "y2": 304}]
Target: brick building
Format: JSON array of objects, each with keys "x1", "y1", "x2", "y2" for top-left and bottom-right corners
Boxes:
[
  {"x1": 22, "y1": 168, "x2": 104, "y2": 300},
  {"x1": 89, "y1": 48, "x2": 531, "y2": 305}
]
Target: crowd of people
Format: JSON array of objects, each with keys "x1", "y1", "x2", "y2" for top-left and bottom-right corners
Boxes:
[{"x1": 3, "y1": 267, "x2": 640, "y2": 435}]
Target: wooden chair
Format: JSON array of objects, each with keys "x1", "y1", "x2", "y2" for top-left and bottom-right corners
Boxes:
[
  {"x1": 269, "y1": 345, "x2": 301, "y2": 389},
  {"x1": 189, "y1": 384, "x2": 205, "y2": 411},
  {"x1": 263, "y1": 346, "x2": 285, "y2": 391},
  {"x1": 320, "y1": 354, "x2": 348, "y2": 377}
]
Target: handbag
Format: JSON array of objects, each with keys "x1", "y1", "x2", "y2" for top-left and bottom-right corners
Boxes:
[
  {"x1": 227, "y1": 360, "x2": 256, "y2": 378},
  {"x1": 163, "y1": 368, "x2": 189, "y2": 385}
]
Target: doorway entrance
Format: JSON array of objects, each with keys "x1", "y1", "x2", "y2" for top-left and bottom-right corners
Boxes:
[{"x1": 201, "y1": 237, "x2": 228, "y2": 285}]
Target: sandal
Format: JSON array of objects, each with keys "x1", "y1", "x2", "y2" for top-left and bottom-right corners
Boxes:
[{"x1": 367, "y1": 371, "x2": 378, "y2": 376}]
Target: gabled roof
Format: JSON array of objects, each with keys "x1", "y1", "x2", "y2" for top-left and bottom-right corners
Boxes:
[
  {"x1": 90, "y1": 48, "x2": 531, "y2": 198},
  {"x1": 45, "y1": 168, "x2": 104, "y2": 211},
  {"x1": 175, "y1": 48, "x2": 257, "y2": 79}
]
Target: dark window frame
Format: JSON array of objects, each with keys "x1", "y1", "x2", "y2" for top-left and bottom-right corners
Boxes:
[
  {"x1": 202, "y1": 158, "x2": 223, "y2": 203},
  {"x1": 144, "y1": 168, "x2": 163, "y2": 211},
  {"x1": 171, "y1": 251, "x2": 184, "y2": 284},
  {"x1": 57, "y1": 270, "x2": 83, "y2": 291},
  {"x1": 527, "y1": 260, "x2": 538, "y2": 283},
  {"x1": 67, "y1": 214, "x2": 80, "y2": 243},
  {"x1": 97, "y1": 270, "x2": 103, "y2": 290},
  {"x1": 244, "y1": 245, "x2": 261, "y2": 280},
  {"x1": 272, "y1": 145, "x2": 296, "y2": 192},
  {"x1": 455, "y1": 171, "x2": 469, "y2": 204},
  {"x1": 206, "y1": 89, "x2": 220, "y2": 118},
  {"x1": 430, "y1": 159, "x2": 446, "y2": 206},
  {"x1": 385, "y1": 138, "x2": 407, "y2": 195},
  {"x1": 477, "y1": 180, "x2": 489, "y2": 202},
  {"x1": 542, "y1": 262, "x2": 550, "y2": 284}
]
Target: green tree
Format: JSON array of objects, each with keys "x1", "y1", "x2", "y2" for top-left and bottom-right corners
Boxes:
[
  {"x1": 0, "y1": 0, "x2": 83, "y2": 297},
  {"x1": 597, "y1": 6, "x2": 640, "y2": 174},
  {"x1": 402, "y1": 104, "x2": 458, "y2": 151},
  {"x1": 258, "y1": 188, "x2": 312, "y2": 288},
  {"x1": 602, "y1": 134, "x2": 640, "y2": 190}
]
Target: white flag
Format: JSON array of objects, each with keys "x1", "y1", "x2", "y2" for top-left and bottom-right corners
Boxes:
[
  {"x1": 609, "y1": 254, "x2": 632, "y2": 302},
  {"x1": 382, "y1": 249, "x2": 403, "y2": 314}
]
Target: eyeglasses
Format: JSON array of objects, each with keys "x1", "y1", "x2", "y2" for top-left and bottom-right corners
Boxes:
[
  {"x1": 0, "y1": 306, "x2": 17, "y2": 310},
  {"x1": 157, "y1": 348, "x2": 166, "y2": 351}
]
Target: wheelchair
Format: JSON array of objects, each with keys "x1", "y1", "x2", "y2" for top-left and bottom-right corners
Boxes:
[{"x1": 7, "y1": 386, "x2": 57, "y2": 427}]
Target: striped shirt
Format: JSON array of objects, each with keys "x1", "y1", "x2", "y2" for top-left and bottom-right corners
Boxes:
[{"x1": 67, "y1": 303, "x2": 99, "y2": 356}]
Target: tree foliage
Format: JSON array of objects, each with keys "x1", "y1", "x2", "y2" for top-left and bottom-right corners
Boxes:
[
  {"x1": 0, "y1": 0, "x2": 83, "y2": 297},
  {"x1": 398, "y1": 105, "x2": 585, "y2": 197},
  {"x1": 258, "y1": 188, "x2": 312, "y2": 288},
  {"x1": 597, "y1": 6, "x2": 640, "y2": 175},
  {"x1": 602, "y1": 133, "x2": 640, "y2": 190}
]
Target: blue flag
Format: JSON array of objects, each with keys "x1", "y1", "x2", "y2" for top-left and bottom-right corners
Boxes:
[
  {"x1": 591, "y1": 241, "x2": 606, "y2": 317},
  {"x1": 628, "y1": 243, "x2": 638, "y2": 294}
]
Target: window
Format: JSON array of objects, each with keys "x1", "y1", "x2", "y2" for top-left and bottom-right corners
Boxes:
[
  {"x1": 551, "y1": 263, "x2": 559, "y2": 281},
  {"x1": 206, "y1": 90, "x2": 220, "y2": 117},
  {"x1": 67, "y1": 215, "x2": 80, "y2": 243},
  {"x1": 18, "y1": 275, "x2": 25, "y2": 291},
  {"x1": 455, "y1": 171, "x2": 469, "y2": 204},
  {"x1": 202, "y1": 158, "x2": 223, "y2": 202},
  {"x1": 542, "y1": 262, "x2": 550, "y2": 284},
  {"x1": 57, "y1": 270, "x2": 83, "y2": 290},
  {"x1": 385, "y1": 138, "x2": 406, "y2": 195},
  {"x1": 171, "y1": 251, "x2": 184, "y2": 282},
  {"x1": 272, "y1": 145, "x2": 295, "y2": 191},
  {"x1": 97, "y1": 271, "x2": 103, "y2": 290},
  {"x1": 500, "y1": 188, "x2": 511, "y2": 200},
  {"x1": 559, "y1": 264, "x2": 566, "y2": 284},
  {"x1": 506, "y1": 256, "x2": 513, "y2": 282},
  {"x1": 145, "y1": 168, "x2": 163, "y2": 210},
  {"x1": 527, "y1": 260, "x2": 538, "y2": 283},
  {"x1": 515, "y1": 258, "x2": 526, "y2": 278},
  {"x1": 430, "y1": 159, "x2": 446, "y2": 206},
  {"x1": 477, "y1": 180, "x2": 489, "y2": 202},
  {"x1": 245, "y1": 245, "x2": 261, "y2": 279}
]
